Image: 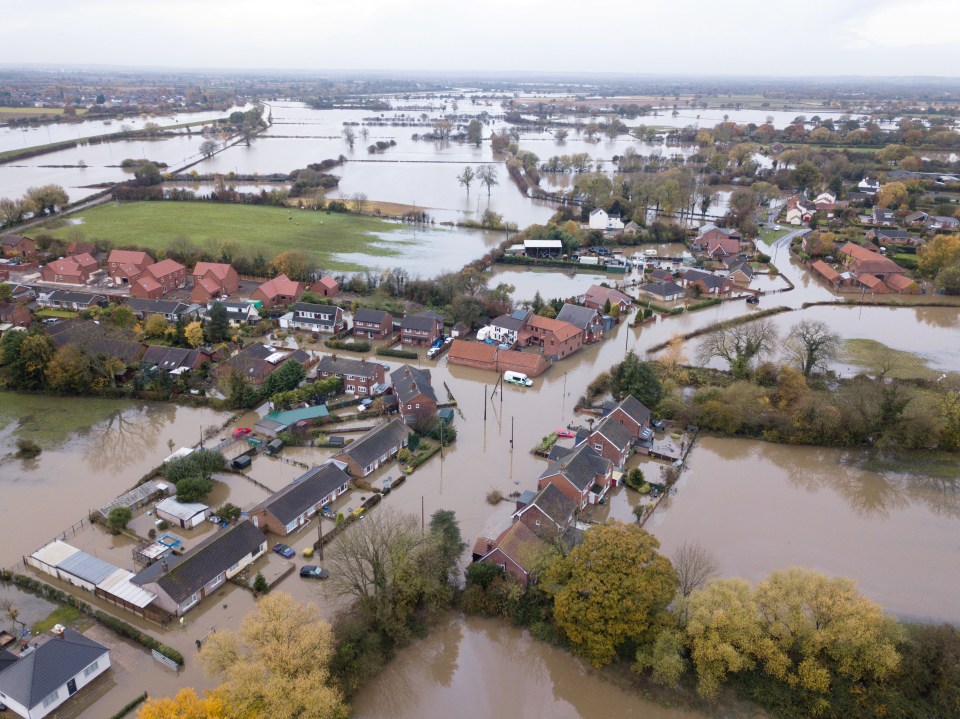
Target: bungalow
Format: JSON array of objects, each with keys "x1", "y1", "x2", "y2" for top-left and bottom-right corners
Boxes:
[
  {"x1": 648, "y1": 268, "x2": 674, "y2": 282},
  {"x1": 332, "y1": 418, "x2": 413, "y2": 477},
  {"x1": 679, "y1": 268, "x2": 733, "y2": 295},
  {"x1": 249, "y1": 463, "x2": 351, "y2": 536},
  {"x1": 107, "y1": 249, "x2": 153, "y2": 285},
  {"x1": 155, "y1": 497, "x2": 211, "y2": 529},
  {"x1": 602, "y1": 395, "x2": 652, "y2": 441},
  {"x1": 317, "y1": 354, "x2": 385, "y2": 395},
  {"x1": 281, "y1": 303, "x2": 345, "y2": 335},
  {"x1": 213, "y1": 343, "x2": 314, "y2": 385},
  {"x1": 871, "y1": 207, "x2": 896, "y2": 226},
  {"x1": 724, "y1": 260, "x2": 754, "y2": 285},
  {"x1": 815, "y1": 191, "x2": 837, "y2": 205},
  {"x1": 352, "y1": 308, "x2": 393, "y2": 340},
  {"x1": 210, "y1": 300, "x2": 259, "y2": 326},
  {"x1": 400, "y1": 311, "x2": 443, "y2": 347},
  {"x1": 141, "y1": 345, "x2": 210, "y2": 374},
  {"x1": 885, "y1": 274, "x2": 920, "y2": 294},
  {"x1": 40, "y1": 254, "x2": 98, "y2": 285},
  {"x1": 925, "y1": 215, "x2": 960, "y2": 231},
  {"x1": 585, "y1": 416, "x2": 633, "y2": 469},
  {"x1": 190, "y1": 262, "x2": 239, "y2": 303},
  {"x1": 810, "y1": 259, "x2": 842, "y2": 287},
  {"x1": 583, "y1": 284, "x2": 631, "y2": 313},
  {"x1": 489, "y1": 309, "x2": 531, "y2": 346},
  {"x1": 1, "y1": 235, "x2": 36, "y2": 260},
  {"x1": 391, "y1": 365, "x2": 438, "y2": 425},
  {"x1": 251, "y1": 274, "x2": 304, "y2": 308},
  {"x1": 623, "y1": 220, "x2": 641, "y2": 235},
  {"x1": 705, "y1": 236, "x2": 741, "y2": 259},
  {"x1": 130, "y1": 520, "x2": 267, "y2": 616},
  {"x1": 36, "y1": 290, "x2": 105, "y2": 311},
  {"x1": 130, "y1": 259, "x2": 188, "y2": 299},
  {"x1": 587, "y1": 208, "x2": 624, "y2": 232},
  {"x1": 523, "y1": 314, "x2": 583, "y2": 360},
  {"x1": 513, "y1": 483, "x2": 578, "y2": 540},
  {"x1": 310, "y1": 275, "x2": 339, "y2": 298},
  {"x1": 857, "y1": 273, "x2": 888, "y2": 294},
  {"x1": 472, "y1": 521, "x2": 551, "y2": 587},
  {"x1": 904, "y1": 211, "x2": 928, "y2": 227},
  {"x1": 857, "y1": 177, "x2": 880, "y2": 195},
  {"x1": 0, "y1": 628, "x2": 110, "y2": 719},
  {"x1": 839, "y1": 242, "x2": 906, "y2": 280},
  {"x1": 0, "y1": 302, "x2": 31, "y2": 328},
  {"x1": 446, "y1": 339, "x2": 552, "y2": 377},
  {"x1": 538, "y1": 443, "x2": 614, "y2": 510},
  {"x1": 637, "y1": 281, "x2": 685, "y2": 302},
  {"x1": 556, "y1": 303, "x2": 605, "y2": 343},
  {"x1": 47, "y1": 320, "x2": 146, "y2": 365},
  {"x1": 865, "y1": 229, "x2": 920, "y2": 246},
  {"x1": 126, "y1": 298, "x2": 202, "y2": 322}
]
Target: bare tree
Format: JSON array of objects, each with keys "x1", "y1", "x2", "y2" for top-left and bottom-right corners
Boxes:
[
  {"x1": 456, "y1": 166, "x2": 475, "y2": 194},
  {"x1": 784, "y1": 320, "x2": 841, "y2": 377},
  {"x1": 476, "y1": 165, "x2": 499, "y2": 196},
  {"x1": 199, "y1": 140, "x2": 218, "y2": 158},
  {"x1": 351, "y1": 192, "x2": 369, "y2": 214},
  {"x1": 696, "y1": 318, "x2": 778, "y2": 378},
  {"x1": 342, "y1": 127, "x2": 356, "y2": 148},
  {"x1": 672, "y1": 540, "x2": 720, "y2": 597},
  {"x1": 432, "y1": 119, "x2": 453, "y2": 141},
  {"x1": 554, "y1": 128, "x2": 569, "y2": 143}
]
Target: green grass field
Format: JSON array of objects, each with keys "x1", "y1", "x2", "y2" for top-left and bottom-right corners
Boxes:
[
  {"x1": 0, "y1": 392, "x2": 133, "y2": 447},
  {"x1": 44, "y1": 201, "x2": 408, "y2": 271},
  {"x1": 841, "y1": 338, "x2": 958, "y2": 382}
]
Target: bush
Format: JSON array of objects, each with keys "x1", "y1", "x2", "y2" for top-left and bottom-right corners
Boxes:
[
  {"x1": 15, "y1": 438, "x2": 42, "y2": 459},
  {"x1": 175, "y1": 476, "x2": 213, "y2": 503},
  {"x1": 624, "y1": 467, "x2": 646, "y2": 491},
  {"x1": 326, "y1": 339, "x2": 371, "y2": 353},
  {"x1": 106, "y1": 507, "x2": 132, "y2": 534},
  {"x1": 108, "y1": 693, "x2": 148, "y2": 719},
  {"x1": 157, "y1": 520, "x2": 170, "y2": 531},
  {"x1": 253, "y1": 572, "x2": 269, "y2": 593},
  {"x1": 486, "y1": 490, "x2": 503, "y2": 505},
  {"x1": 376, "y1": 347, "x2": 418, "y2": 360}
]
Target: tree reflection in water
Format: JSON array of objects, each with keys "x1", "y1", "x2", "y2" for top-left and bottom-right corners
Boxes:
[{"x1": 82, "y1": 404, "x2": 175, "y2": 473}]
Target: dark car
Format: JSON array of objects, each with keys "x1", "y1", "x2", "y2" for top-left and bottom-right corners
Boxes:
[
  {"x1": 299, "y1": 565, "x2": 330, "y2": 580},
  {"x1": 272, "y1": 543, "x2": 295, "y2": 558},
  {"x1": 746, "y1": 295, "x2": 760, "y2": 305}
]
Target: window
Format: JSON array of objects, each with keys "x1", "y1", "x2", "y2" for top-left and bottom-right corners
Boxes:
[
  {"x1": 594, "y1": 443, "x2": 603, "y2": 452},
  {"x1": 42, "y1": 689, "x2": 60, "y2": 708},
  {"x1": 407, "y1": 404, "x2": 413, "y2": 410},
  {"x1": 498, "y1": 563, "x2": 506, "y2": 571},
  {"x1": 415, "y1": 403, "x2": 420, "y2": 409},
  {"x1": 83, "y1": 659, "x2": 100, "y2": 677},
  {"x1": 252, "y1": 544, "x2": 263, "y2": 556},
  {"x1": 535, "y1": 519, "x2": 541, "y2": 526}
]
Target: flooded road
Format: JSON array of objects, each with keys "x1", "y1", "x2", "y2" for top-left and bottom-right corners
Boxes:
[{"x1": 352, "y1": 615, "x2": 717, "y2": 719}]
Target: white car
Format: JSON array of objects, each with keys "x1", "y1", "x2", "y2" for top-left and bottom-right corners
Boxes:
[{"x1": 773, "y1": 224, "x2": 782, "y2": 231}]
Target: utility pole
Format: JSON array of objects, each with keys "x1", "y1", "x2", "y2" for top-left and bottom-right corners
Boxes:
[
  {"x1": 510, "y1": 416, "x2": 514, "y2": 450},
  {"x1": 483, "y1": 385, "x2": 487, "y2": 421},
  {"x1": 421, "y1": 496, "x2": 425, "y2": 531},
  {"x1": 316, "y1": 518, "x2": 324, "y2": 560}
]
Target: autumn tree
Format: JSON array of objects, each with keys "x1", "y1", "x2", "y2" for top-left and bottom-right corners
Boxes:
[
  {"x1": 783, "y1": 320, "x2": 840, "y2": 377},
  {"x1": 270, "y1": 250, "x2": 315, "y2": 282},
  {"x1": 544, "y1": 522, "x2": 678, "y2": 667},
  {"x1": 876, "y1": 181, "x2": 908, "y2": 209},
  {"x1": 111, "y1": 305, "x2": 136, "y2": 328},
  {"x1": 696, "y1": 318, "x2": 778, "y2": 378},
  {"x1": 137, "y1": 688, "x2": 232, "y2": 719},
  {"x1": 200, "y1": 593, "x2": 347, "y2": 719},
  {"x1": 660, "y1": 335, "x2": 689, "y2": 379},
  {"x1": 185, "y1": 321, "x2": 205, "y2": 348},
  {"x1": 917, "y1": 234, "x2": 960, "y2": 276},
  {"x1": 25, "y1": 184, "x2": 68, "y2": 215},
  {"x1": 143, "y1": 314, "x2": 170, "y2": 338}
]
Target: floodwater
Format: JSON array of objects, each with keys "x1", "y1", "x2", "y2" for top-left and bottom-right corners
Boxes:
[
  {"x1": 647, "y1": 437, "x2": 960, "y2": 624},
  {"x1": 488, "y1": 266, "x2": 623, "y2": 302},
  {"x1": 353, "y1": 615, "x2": 716, "y2": 719}
]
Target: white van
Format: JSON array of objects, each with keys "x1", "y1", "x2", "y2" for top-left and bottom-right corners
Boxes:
[{"x1": 504, "y1": 371, "x2": 533, "y2": 387}]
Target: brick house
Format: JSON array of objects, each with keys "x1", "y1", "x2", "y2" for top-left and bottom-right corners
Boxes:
[
  {"x1": 523, "y1": 314, "x2": 583, "y2": 360},
  {"x1": 41, "y1": 253, "x2": 99, "y2": 284},
  {"x1": 489, "y1": 309, "x2": 531, "y2": 346},
  {"x1": 679, "y1": 268, "x2": 734, "y2": 296},
  {"x1": 317, "y1": 355, "x2": 385, "y2": 395},
  {"x1": 583, "y1": 284, "x2": 632, "y2": 313},
  {"x1": 513, "y1": 484, "x2": 577, "y2": 540},
  {"x1": 213, "y1": 344, "x2": 314, "y2": 386},
  {"x1": 585, "y1": 416, "x2": 633, "y2": 469},
  {"x1": 126, "y1": 298, "x2": 202, "y2": 322},
  {"x1": 556, "y1": 303, "x2": 605, "y2": 343},
  {"x1": 537, "y1": 443, "x2": 614, "y2": 510},
  {"x1": 353, "y1": 308, "x2": 393, "y2": 339},
  {"x1": 472, "y1": 522, "x2": 551, "y2": 588},
  {"x1": 310, "y1": 275, "x2": 339, "y2": 298},
  {"x1": 281, "y1": 302, "x2": 345, "y2": 334},
  {"x1": 446, "y1": 340, "x2": 552, "y2": 377},
  {"x1": 107, "y1": 249, "x2": 153, "y2": 285},
  {"x1": 390, "y1": 365, "x2": 438, "y2": 425},
  {"x1": 603, "y1": 395, "x2": 652, "y2": 441},
  {"x1": 332, "y1": 418, "x2": 412, "y2": 477},
  {"x1": 400, "y1": 311, "x2": 443, "y2": 347},
  {"x1": 130, "y1": 259, "x2": 188, "y2": 299},
  {"x1": 0, "y1": 302, "x2": 31, "y2": 328},
  {"x1": 1, "y1": 235, "x2": 36, "y2": 260},
  {"x1": 251, "y1": 274, "x2": 304, "y2": 308},
  {"x1": 249, "y1": 463, "x2": 351, "y2": 536},
  {"x1": 67, "y1": 240, "x2": 97, "y2": 256},
  {"x1": 191, "y1": 262, "x2": 239, "y2": 303},
  {"x1": 839, "y1": 242, "x2": 906, "y2": 280}
]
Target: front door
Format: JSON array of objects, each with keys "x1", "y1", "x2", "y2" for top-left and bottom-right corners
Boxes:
[{"x1": 67, "y1": 678, "x2": 77, "y2": 695}]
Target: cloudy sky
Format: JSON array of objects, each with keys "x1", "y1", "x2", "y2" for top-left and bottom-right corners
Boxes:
[{"x1": 2, "y1": 0, "x2": 958, "y2": 77}]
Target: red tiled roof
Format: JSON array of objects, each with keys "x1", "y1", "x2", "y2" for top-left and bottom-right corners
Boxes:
[
  {"x1": 147, "y1": 258, "x2": 186, "y2": 278},
  {"x1": 858, "y1": 273, "x2": 885, "y2": 289},
  {"x1": 810, "y1": 260, "x2": 840, "y2": 283},
  {"x1": 256, "y1": 274, "x2": 302, "y2": 299},
  {"x1": 885, "y1": 274, "x2": 916, "y2": 292},
  {"x1": 108, "y1": 249, "x2": 152, "y2": 267},
  {"x1": 316, "y1": 275, "x2": 338, "y2": 290},
  {"x1": 448, "y1": 339, "x2": 496, "y2": 363},
  {"x1": 192, "y1": 262, "x2": 233, "y2": 281},
  {"x1": 584, "y1": 284, "x2": 631, "y2": 308},
  {"x1": 488, "y1": 522, "x2": 550, "y2": 572},
  {"x1": 527, "y1": 314, "x2": 582, "y2": 343}
]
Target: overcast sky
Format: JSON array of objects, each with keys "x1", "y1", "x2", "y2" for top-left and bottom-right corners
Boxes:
[{"x1": 3, "y1": 0, "x2": 959, "y2": 78}]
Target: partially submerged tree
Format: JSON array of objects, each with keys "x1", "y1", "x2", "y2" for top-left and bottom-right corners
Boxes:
[
  {"x1": 672, "y1": 540, "x2": 720, "y2": 597},
  {"x1": 696, "y1": 318, "x2": 778, "y2": 378},
  {"x1": 783, "y1": 320, "x2": 840, "y2": 377}
]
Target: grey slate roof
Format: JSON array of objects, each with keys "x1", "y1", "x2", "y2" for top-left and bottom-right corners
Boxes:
[
  {"x1": 353, "y1": 308, "x2": 391, "y2": 325},
  {"x1": 491, "y1": 309, "x2": 530, "y2": 332},
  {"x1": 611, "y1": 395, "x2": 652, "y2": 426},
  {"x1": 539, "y1": 443, "x2": 610, "y2": 492},
  {"x1": 639, "y1": 281, "x2": 684, "y2": 298},
  {"x1": 339, "y1": 418, "x2": 412, "y2": 469},
  {"x1": 45, "y1": 290, "x2": 104, "y2": 307},
  {"x1": 401, "y1": 312, "x2": 442, "y2": 331},
  {"x1": 126, "y1": 298, "x2": 197, "y2": 316},
  {"x1": 682, "y1": 269, "x2": 728, "y2": 290},
  {"x1": 0, "y1": 648, "x2": 18, "y2": 672},
  {"x1": 142, "y1": 345, "x2": 204, "y2": 372},
  {"x1": 292, "y1": 303, "x2": 342, "y2": 329},
  {"x1": 518, "y1": 483, "x2": 577, "y2": 528},
  {"x1": 0, "y1": 628, "x2": 108, "y2": 709},
  {"x1": 253, "y1": 464, "x2": 351, "y2": 524},
  {"x1": 591, "y1": 416, "x2": 634, "y2": 450},
  {"x1": 556, "y1": 303, "x2": 599, "y2": 330},
  {"x1": 390, "y1": 365, "x2": 438, "y2": 404},
  {"x1": 725, "y1": 260, "x2": 754, "y2": 279},
  {"x1": 317, "y1": 355, "x2": 380, "y2": 380},
  {"x1": 131, "y1": 520, "x2": 266, "y2": 603}
]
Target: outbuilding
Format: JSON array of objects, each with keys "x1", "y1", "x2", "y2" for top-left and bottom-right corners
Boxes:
[{"x1": 155, "y1": 497, "x2": 212, "y2": 529}]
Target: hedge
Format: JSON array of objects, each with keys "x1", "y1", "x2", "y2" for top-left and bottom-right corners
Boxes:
[
  {"x1": 376, "y1": 347, "x2": 418, "y2": 360},
  {"x1": 325, "y1": 339, "x2": 372, "y2": 353},
  {"x1": 109, "y1": 693, "x2": 148, "y2": 719},
  {"x1": 686, "y1": 297, "x2": 723, "y2": 311}
]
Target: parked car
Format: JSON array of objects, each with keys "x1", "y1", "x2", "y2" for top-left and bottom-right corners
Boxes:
[
  {"x1": 773, "y1": 224, "x2": 782, "y2": 231},
  {"x1": 427, "y1": 346, "x2": 441, "y2": 358},
  {"x1": 232, "y1": 427, "x2": 252, "y2": 438},
  {"x1": 299, "y1": 565, "x2": 330, "y2": 580},
  {"x1": 556, "y1": 429, "x2": 575, "y2": 439},
  {"x1": 746, "y1": 295, "x2": 760, "y2": 305},
  {"x1": 272, "y1": 543, "x2": 295, "y2": 558},
  {"x1": 430, "y1": 337, "x2": 444, "y2": 349}
]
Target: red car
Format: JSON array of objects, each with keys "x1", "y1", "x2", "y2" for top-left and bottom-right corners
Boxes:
[
  {"x1": 232, "y1": 427, "x2": 252, "y2": 438},
  {"x1": 556, "y1": 429, "x2": 576, "y2": 439}
]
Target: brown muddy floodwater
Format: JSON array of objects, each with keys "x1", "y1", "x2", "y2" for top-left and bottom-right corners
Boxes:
[
  {"x1": 352, "y1": 615, "x2": 718, "y2": 719},
  {"x1": 647, "y1": 437, "x2": 960, "y2": 624}
]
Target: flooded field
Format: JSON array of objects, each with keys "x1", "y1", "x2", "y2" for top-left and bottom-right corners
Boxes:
[
  {"x1": 488, "y1": 266, "x2": 624, "y2": 302},
  {"x1": 352, "y1": 615, "x2": 718, "y2": 719},
  {"x1": 647, "y1": 437, "x2": 960, "y2": 624}
]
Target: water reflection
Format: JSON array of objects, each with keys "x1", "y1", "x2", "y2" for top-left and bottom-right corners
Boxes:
[{"x1": 80, "y1": 405, "x2": 173, "y2": 472}]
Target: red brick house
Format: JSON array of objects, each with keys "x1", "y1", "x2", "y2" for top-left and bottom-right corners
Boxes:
[
  {"x1": 310, "y1": 275, "x2": 339, "y2": 298},
  {"x1": 332, "y1": 418, "x2": 412, "y2": 477},
  {"x1": 251, "y1": 274, "x2": 304, "y2": 308},
  {"x1": 1, "y1": 235, "x2": 36, "y2": 260},
  {"x1": 513, "y1": 484, "x2": 578, "y2": 540},
  {"x1": 353, "y1": 308, "x2": 393, "y2": 339},
  {"x1": 191, "y1": 262, "x2": 239, "y2": 302},
  {"x1": 523, "y1": 314, "x2": 583, "y2": 360},
  {"x1": 839, "y1": 243, "x2": 906, "y2": 281},
  {"x1": 400, "y1": 311, "x2": 443, "y2": 347},
  {"x1": 249, "y1": 463, "x2": 351, "y2": 536},
  {"x1": 107, "y1": 250, "x2": 153, "y2": 285},
  {"x1": 41, "y1": 253, "x2": 99, "y2": 285},
  {"x1": 390, "y1": 365, "x2": 438, "y2": 425},
  {"x1": 472, "y1": 521, "x2": 551, "y2": 587},
  {"x1": 586, "y1": 416, "x2": 633, "y2": 469},
  {"x1": 67, "y1": 240, "x2": 97, "y2": 256},
  {"x1": 317, "y1": 355, "x2": 385, "y2": 395},
  {"x1": 679, "y1": 268, "x2": 734, "y2": 296},
  {"x1": 605, "y1": 395, "x2": 652, "y2": 441},
  {"x1": 212, "y1": 344, "x2": 314, "y2": 386},
  {"x1": 583, "y1": 284, "x2": 632, "y2": 313},
  {"x1": 130, "y1": 259, "x2": 187, "y2": 299},
  {"x1": 0, "y1": 302, "x2": 31, "y2": 328},
  {"x1": 537, "y1": 443, "x2": 614, "y2": 510},
  {"x1": 447, "y1": 340, "x2": 552, "y2": 377},
  {"x1": 705, "y1": 236, "x2": 741, "y2": 258},
  {"x1": 556, "y1": 304, "x2": 605, "y2": 343}
]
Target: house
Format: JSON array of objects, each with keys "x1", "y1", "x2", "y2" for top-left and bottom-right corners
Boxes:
[
  {"x1": 332, "y1": 418, "x2": 413, "y2": 477},
  {"x1": 904, "y1": 210, "x2": 928, "y2": 227},
  {"x1": 251, "y1": 274, "x2": 304, "y2": 308},
  {"x1": 131, "y1": 520, "x2": 267, "y2": 616},
  {"x1": 130, "y1": 259, "x2": 187, "y2": 299},
  {"x1": 925, "y1": 215, "x2": 960, "y2": 231},
  {"x1": 556, "y1": 304, "x2": 605, "y2": 343},
  {"x1": 838, "y1": 242, "x2": 906, "y2": 280},
  {"x1": 770, "y1": 142, "x2": 784, "y2": 154},
  {"x1": 352, "y1": 308, "x2": 393, "y2": 339},
  {"x1": 400, "y1": 311, "x2": 443, "y2": 347},
  {"x1": 884, "y1": 274, "x2": 920, "y2": 294},
  {"x1": 815, "y1": 191, "x2": 837, "y2": 205},
  {"x1": 6, "y1": 284, "x2": 35, "y2": 304},
  {"x1": 249, "y1": 463, "x2": 351, "y2": 536},
  {"x1": 316, "y1": 355, "x2": 385, "y2": 395},
  {"x1": 587, "y1": 208, "x2": 624, "y2": 232},
  {"x1": 0, "y1": 627, "x2": 110, "y2": 719},
  {"x1": 583, "y1": 285, "x2": 631, "y2": 313},
  {"x1": 871, "y1": 207, "x2": 896, "y2": 226},
  {"x1": 523, "y1": 314, "x2": 583, "y2": 360},
  {"x1": 256, "y1": 405, "x2": 330, "y2": 436},
  {"x1": 126, "y1": 298, "x2": 202, "y2": 322},
  {"x1": 513, "y1": 483, "x2": 578, "y2": 540},
  {"x1": 107, "y1": 249, "x2": 153, "y2": 285},
  {"x1": 857, "y1": 177, "x2": 880, "y2": 195},
  {"x1": 213, "y1": 343, "x2": 314, "y2": 385},
  {"x1": 472, "y1": 521, "x2": 551, "y2": 587},
  {"x1": 1, "y1": 235, "x2": 36, "y2": 260},
  {"x1": 446, "y1": 340, "x2": 552, "y2": 377},
  {"x1": 522, "y1": 239, "x2": 563, "y2": 258},
  {"x1": 141, "y1": 345, "x2": 210, "y2": 374},
  {"x1": 0, "y1": 302, "x2": 31, "y2": 328},
  {"x1": 281, "y1": 303, "x2": 345, "y2": 335},
  {"x1": 698, "y1": 225, "x2": 741, "y2": 244},
  {"x1": 66, "y1": 240, "x2": 97, "y2": 256},
  {"x1": 450, "y1": 321, "x2": 470, "y2": 338},
  {"x1": 602, "y1": 395, "x2": 652, "y2": 441},
  {"x1": 537, "y1": 443, "x2": 614, "y2": 510},
  {"x1": 155, "y1": 497, "x2": 211, "y2": 529},
  {"x1": 637, "y1": 281, "x2": 685, "y2": 302},
  {"x1": 46, "y1": 320, "x2": 146, "y2": 366},
  {"x1": 865, "y1": 229, "x2": 920, "y2": 246},
  {"x1": 724, "y1": 260, "x2": 754, "y2": 285},
  {"x1": 391, "y1": 365, "x2": 438, "y2": 425},
  {"x1": 680, "y1": 268, "x2": 733, "y2": 295},
  {"x1": 785, "y1": 207, "x2": 805, "y2": 225},
  {"x1": 648, "y1": 268, "x2": 674, "y2": 282},
  {"x1": 210, "y1": 300, "x2": 260, "y2": 326},
  {"x1": 623, "y1": 220, "x2": 641, "y2": 235},
  {"x1": 190, "y1": 262, "x2": 239, "y2": 303},
  {"x1": 310, "y1": 275, "x2": 339, "y2": 298},
  {"x1": 36, "y1": 290, "x2": 105, "y2": 311},
  {"x1": 810, "y1": 259, "x2": 842, "y2": 287},
  {"x1": 705, "y1": 236, "x2": 741, "y2": 259},
  {"x1": 489, "y1": 309, "x2": 531, "y2": 346},
  {"x1": 40, "y1": 254, "x2": 98, "y2": 285},
  {"x1": 585, "y1": 416, "x2": 633, "y2": 468}
]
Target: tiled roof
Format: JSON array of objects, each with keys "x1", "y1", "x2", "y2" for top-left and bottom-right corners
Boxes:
[
  {"x1": 810, "y1": 260, "x2": 840, "y2": 283},
  {"x1": 256, "y1": 274, "x2": 302, "y2": 299},
  {"x1": 638, "y1": 281, "x2": 684, "y2": 297},
  {"x1": 517, "y1": 484, "x2": 576, "y2": 529},
  {"x1": 353, "y1": 308, "x2": 391, "y2": 325},
  {"x1": 146, "y1": 258, "x2": 186, "y2": 278},
  {"x1": 108, "y1": 249, "x2": 152, "y2": 267},
  {"x1": 592, "y1": 416, "x2": 633, "y2": 450},
  {"x1": 253, "y1": 464, "x2": 350, "y2": 525},
  {"x1": 526, "y1": 314, "x2": 582, "y2": 342},
  {"x1": 192, "y1": 262, "x2": 233, "y2": 281},
  {"x1": 484, "y1": 522, "x2": 550, "y2": 574},
  {"x1": 584, "y1": 284, "x2": 631, "y2": 308},
  {"x1": 539, "y1": 443, "x2": 610, "y2": 491},
  {"x1": 612, "y1": 395, "x2": 651, "y2": 426},
  {"x1": 338, "y1": 418, "x2": 412, "y2": 469},
  {"x1": 391, "y1": 365, "x2": 438, "y2": 404},
  {"x1": 317, "y1": 354, "x2": 381, "y2": 380},
  {"x1": 556, "y1": 303, "x2": 599, "y2": 330},
  {"x1": 401, "y1": 312, "x2": 442, "y2": 331}
]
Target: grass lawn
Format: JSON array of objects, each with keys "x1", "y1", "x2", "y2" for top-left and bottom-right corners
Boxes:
[
  {"x1": 43, "y1": 201, "x2": 408, "y2": 271},
  {"x1": 31, "y1": 605, "x2": 91, "y2": 635},
  {"x1": 35, "y1": 308, "x2": 78, "y2": 318},
  {"x1": 0, "y1": 391, "x2": 134, "y2": 446},
  {"x1": 841, "y1": 338, "x2": 959, "y2": 382},
  {"x1": 757, "y1": 228, "x2": 791, "y2": 245}
]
